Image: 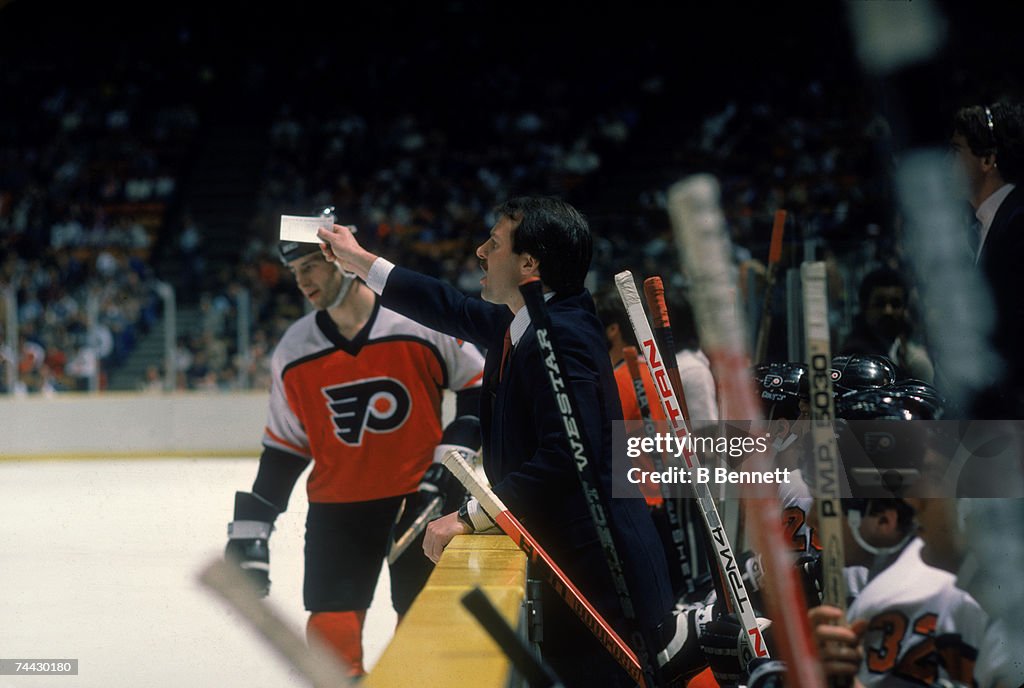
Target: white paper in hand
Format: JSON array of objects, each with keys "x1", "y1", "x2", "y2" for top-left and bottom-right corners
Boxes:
[{"x1": 279, "y1": 214, "x2": 336, "y2": 244}]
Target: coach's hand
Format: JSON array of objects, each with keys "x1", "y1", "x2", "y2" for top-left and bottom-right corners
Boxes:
[
  {"x1": 423, "y1": 511, "x2": 472, "y2": 563},
  {"x1": 316, "y1": 224, "x2": 376, "y2": 279}
]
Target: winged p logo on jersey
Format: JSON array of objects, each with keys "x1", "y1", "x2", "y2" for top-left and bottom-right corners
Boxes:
[{"x1": 323, "y1": 378, "x2": 412, "y2": 445}]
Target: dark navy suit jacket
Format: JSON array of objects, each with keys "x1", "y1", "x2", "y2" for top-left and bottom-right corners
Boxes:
[
  {"x1": 977, "y1": 186, "x2": 1024, "y2": 418},
  {"x1": 379, "y1": 266, "x2": 673, "y2": 633}
]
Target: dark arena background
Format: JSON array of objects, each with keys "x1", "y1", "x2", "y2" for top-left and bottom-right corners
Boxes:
[{"x1": 2, "y1": 1, "x2": 1024, "y2": 687}]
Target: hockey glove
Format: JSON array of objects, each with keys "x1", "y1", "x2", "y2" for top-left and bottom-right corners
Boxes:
[
  {"x1": 694, "y1": 603, "x2": 773, "y2": 687},
  {"x1": 225, "y1": 491, "x2": 280, "y2": 597},
  {"x1": 428, "y1": 415, "x2": 479, "y2": 511},
  {"x1": 796, "y1": 552, "x2": 823, "y2": 607},
  {"x1": 388, "y1": 416, "x2": 479, "y2": 563},
  {"x1": 654, "y1": 603, "x2": 708, "y2": 688},
  {"x1": 747, "y1": 658, "x2": 787, "y2": 688}
]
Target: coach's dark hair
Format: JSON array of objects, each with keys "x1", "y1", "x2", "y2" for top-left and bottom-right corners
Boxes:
[
  {"x1": 953, "y1": 103, "x2": 1024, "y2": 184},
  {"x1": 496, "y1": 196, "x2": 592, "y2": 294}
]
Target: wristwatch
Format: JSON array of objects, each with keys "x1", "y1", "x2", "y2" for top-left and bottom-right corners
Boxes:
[{"x1": 457, "y1": 501, "x2": 475, "y2": 532}]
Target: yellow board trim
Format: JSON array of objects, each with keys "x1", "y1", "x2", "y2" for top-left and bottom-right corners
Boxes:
[{"x1": 365, "y1": 534, "x2": 528, "y2": 688}]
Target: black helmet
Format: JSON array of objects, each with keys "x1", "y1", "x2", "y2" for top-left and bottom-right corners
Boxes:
[
  {"x1": 835, "y1": 387, "x2": 939, "y2": 421},
  {"x1": 752, "y1": 362, "x2": 808, "y2": 420},
  {"x1": 884, "y1": 379, "x2": 946, "y2": 420},
  {"x1": 278, "y1": 205, "x2": 335, "y2": 265},
  {"x1": 830, "y1": 354, "x2": 896, "y2": 397},
  {"x1": 834, "y1": 390, "x2": 931, "y2": 508}
]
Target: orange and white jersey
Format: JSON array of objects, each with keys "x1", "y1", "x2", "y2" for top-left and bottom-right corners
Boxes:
[
  {"x1": 778, "y1": 468, "x2": 821, "y2": 554},
  {"x1": 263, "y1": 304, "x2": 484, "y2": 504},
  {"x1": 848, "y1": 538, "x2": 986, "y2": 688}
]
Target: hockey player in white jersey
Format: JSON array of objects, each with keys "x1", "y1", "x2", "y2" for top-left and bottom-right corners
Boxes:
[
  {"x1": 807, "y1": 390, "x2": 988, "y2": 688},
  {"x1": 224, "y1": 221, "x2": 484, "y2": 676},
  {"x1": 752, "y1": 362, "x2": 819, "y2": 555},
  {"x1": 901, "y1": 423, "x2": 1024, "y2": 688}
]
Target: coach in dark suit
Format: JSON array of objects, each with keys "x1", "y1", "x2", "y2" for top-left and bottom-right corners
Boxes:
[
  {"x1": 318, "y1": 197, "x2": 675, "y2": 686},
  {"x1": 952, "y1": 103, "x2": 1024, "y2": 418}
]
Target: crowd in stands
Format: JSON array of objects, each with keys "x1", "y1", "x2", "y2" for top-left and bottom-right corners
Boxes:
[
  {"x1": 0, "y1": 11, "x2": 203, "y2": 394},
  {"x1": 0, "y1": 5, "x2": 1002, "y2": 396},
  {"x1": 0, "y1": 62, "x2": 927, "y2": 394}
]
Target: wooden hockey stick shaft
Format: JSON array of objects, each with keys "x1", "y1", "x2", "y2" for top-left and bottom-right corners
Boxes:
[
  {"x1": 624, "y1": 346, "x2": 696, "y2": 594},
  {"x1": 616, "y1": 271, "x2": 768, "y2": 663},
  {"x1": 461, "y1": 587, "x2": 565, "y2": 688},
  {"x1": 641, "y1": 277, "x2": 730, "y2": 603},
  {"x1": 441, "y1": 450, "x2": 647, "y2": 686},
  {"x1": 801, "y1": 261, "x2": 851, "y2": 688},
  {"x1": 198, "y1": 558, "x2": 355, "y2": 688},
  {"x1": 642, "y1": 277, "x2": 691, "y2": 423},
  {"x1": 754, "y1": 210, "x2": 788, "y2": 364},
  {"x1": 800, "y1": 262, "x2": 846, "y2": 610},
  {"x1": 386, "y1": 495, "x2": 442, "y2": 565},
  {"x1": 668, "y1": 175, "x2": 824, "y2": 688}
]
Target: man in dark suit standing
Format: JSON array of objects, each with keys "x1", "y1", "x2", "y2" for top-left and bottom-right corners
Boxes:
[
  {"x1": 318, "y1": 197, "x2": 677, "y2": 686},
  {"x1": 951, "y1": 103, "x2": 1024, "y2": 418}
]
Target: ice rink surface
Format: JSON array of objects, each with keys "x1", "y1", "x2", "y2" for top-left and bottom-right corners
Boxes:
[{"x1": 0, "y1": 457, "x2": 397, "y2": 687}]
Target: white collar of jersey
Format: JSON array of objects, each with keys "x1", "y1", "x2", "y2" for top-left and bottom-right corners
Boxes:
[{"x1": 508, "y1": 291, "x2": 554, "y2": 347}]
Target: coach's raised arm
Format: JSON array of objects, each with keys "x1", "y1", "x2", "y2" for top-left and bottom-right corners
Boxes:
[{"x1": 317, "y1": 224, "x2": 376, "y2": 279}]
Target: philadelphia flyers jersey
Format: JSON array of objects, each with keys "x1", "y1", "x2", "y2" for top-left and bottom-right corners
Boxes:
[
  {"x1": 262, "y1": 302, "x2": 484, "y2": 503},
  {"x1": 848, "y1": 538, "x2": 986, "y2": 688}
]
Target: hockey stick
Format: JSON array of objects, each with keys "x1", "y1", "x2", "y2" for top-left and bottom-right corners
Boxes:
[
  {"x1": 616, "y1": 271, "x2": 767, "y2": 664},
  {"x1": 801, "y1": 261, "x2": 850, "y2": 688},
  {"x1": 624, "y1": 345, "x2": 696, "y2": 595},
  {"x1": 643, "y1": 277, "x2": 691, "y2": 424},
  {"x1": 668, "y1": 175, "x2": 824, "y2": 688},
  {"x1": 461, "y1": 586, "x2": 565, "y2": 688},
  {"x1": 641, "y1": 276, "x2": 727, "y2": 599},
  {"x1": 388, "y1": 416, "x2": 481, "y2": 564},
  {"x1": 441, "y1": 449, "x2": 647, "y2": 686},
  {"x1": 198, "y1": 558, "x2": 354, "y2": 688},
  {"x1": 754, "y1": 210, "x2": 788, "y2": 364},
  {"x1": 386, "y1": 496, "x2": 442, "y2": 565},
  {"x1": 518, "y1": 278, "x2": 661, "y2": 688}
]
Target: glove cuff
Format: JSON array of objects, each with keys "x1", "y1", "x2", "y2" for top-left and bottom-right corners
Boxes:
[
  {"x1": 432, "y1": 443, "x2": 476, "y2": 464},
  {"x1": 227, "y1": 520, "x2": 273, "y2": 540},
  {"x1": 233, "y1": 491, "x2": 281, "y2": 522}
]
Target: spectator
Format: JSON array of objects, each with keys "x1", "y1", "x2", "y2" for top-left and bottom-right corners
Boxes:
[{"x1": 839, "y1": 267, "x2": 934, "y2": 382}]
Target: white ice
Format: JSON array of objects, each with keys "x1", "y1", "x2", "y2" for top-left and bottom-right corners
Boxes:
[{"x1": 0, "y1": 457, "x2": 397, "y2": 687}]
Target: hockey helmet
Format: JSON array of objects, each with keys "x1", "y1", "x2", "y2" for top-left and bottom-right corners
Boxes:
[
  {"x1": 833, "y1": 389, "x2": 930, "y2": 502},
  {"x1": 278, "y1": 205, "x2": 336, "y2": 265},
  {"x1": 883, "y1": 379, "x2": 946, "y2": 420},
  {"x1": 830, "y1": 354, "x2": 896, "y2": 397},
  {"x1": 752, "y1": 362, "x2": 808, "y2": 420}
]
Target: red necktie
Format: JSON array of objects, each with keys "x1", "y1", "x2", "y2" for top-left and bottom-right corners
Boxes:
[{"x1": 499, "y1": 328, "x2": 512, "y2": 381}]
